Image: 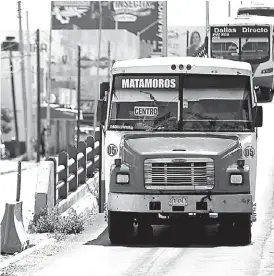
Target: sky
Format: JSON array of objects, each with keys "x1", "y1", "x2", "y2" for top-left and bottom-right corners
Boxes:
[
  {"x1": 0, "y1": 0, "x2": 257, "y2": 42},
  {"x1": 0, "y1": 0, "x2": 274, "y2": 42}
]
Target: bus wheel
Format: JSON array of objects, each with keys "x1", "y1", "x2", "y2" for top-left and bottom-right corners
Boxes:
[
  {"x1": 233, "y1": 214, "x2": 252, "y2": 246},
  {"x1": 218, "y1": 214, "x2": 234, "y2": 245},
  {"x1": 108, "y1": 211, "x2": 133, "y2": 245}
]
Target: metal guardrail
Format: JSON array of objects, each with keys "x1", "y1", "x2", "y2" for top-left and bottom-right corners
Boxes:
[{"x1": 48, "y1": 127, "x2": 101, "y2": 206}]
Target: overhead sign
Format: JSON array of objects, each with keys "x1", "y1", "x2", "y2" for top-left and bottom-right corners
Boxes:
[
  {"x1": 211, "y1": 25, "x2": 270, "y2": 38},
  {"x1": 115, "y1": 76, "x2": 179, "y2": 90}
]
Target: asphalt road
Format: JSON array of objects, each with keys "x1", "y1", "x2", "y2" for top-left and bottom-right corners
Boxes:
[{"x1": 5, "y1": 102, "x2": 274, "y2": 276}]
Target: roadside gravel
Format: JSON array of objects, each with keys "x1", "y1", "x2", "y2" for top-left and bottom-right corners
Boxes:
[{"x1": 0, "y1": 193, "x2": 100, "y2": 276}]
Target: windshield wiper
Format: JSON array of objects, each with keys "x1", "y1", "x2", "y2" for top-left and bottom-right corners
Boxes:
[{"x1": 139, "y1": 91, "x2": 158, "y2": 104}]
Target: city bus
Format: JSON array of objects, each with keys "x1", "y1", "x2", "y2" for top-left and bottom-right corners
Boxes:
[
  {"x1": 208, "y1": 15, "x2": 274, "y2": 102},
  {"x1": 96, "y1": 56, "x2": 263, "y2": 245}
]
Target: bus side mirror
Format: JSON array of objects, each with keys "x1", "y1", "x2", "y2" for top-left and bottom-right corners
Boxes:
[
  {"x1": 254, "y1": 86, "x2": 262, "y2": 102},
  {"x1": 97, "y1": 100, "x2": 107, "y2": 124},
  {"x1": 254, "y1": 106, "x2": 263, "y2": 127}
]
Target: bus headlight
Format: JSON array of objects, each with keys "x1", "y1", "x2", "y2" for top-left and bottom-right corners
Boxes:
[
  {"x1": 116, "y1": 173, "x2": 130, "y2": 184},
  {"x1": 230, "y1": 174, "x2": 243, "y2": 185},
  {"x1": 261, "y1": 68, "x2": 273, "y2": 74}
]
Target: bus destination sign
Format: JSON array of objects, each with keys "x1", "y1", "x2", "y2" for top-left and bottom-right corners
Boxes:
[
  {"x1": 115, "y1": 76, "x2": 179, "y2": 90},
  {"x1": 211, "y1": 25, "x2": 270, "y2": 38}
]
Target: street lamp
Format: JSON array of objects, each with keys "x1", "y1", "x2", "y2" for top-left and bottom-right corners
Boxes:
[{"x1": 1, "y1": 36, "x2": 20, "y2": 157}]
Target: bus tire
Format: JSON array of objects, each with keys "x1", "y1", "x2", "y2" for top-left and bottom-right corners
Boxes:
[
  {"x1": 218, "y1": 214, "x2": 234, "y2": 245},
  {"x1": 108, "y1": 211, "x2": 133, "y2": 245},
  {"x1": 234, "y1": 213, "x2": 252, "y2": 245}
]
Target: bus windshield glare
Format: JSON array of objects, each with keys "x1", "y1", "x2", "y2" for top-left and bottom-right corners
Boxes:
[
  {"x1": 108, "y1": 74, "x2": 253, "y2": 132},
  {"x1": 211, "y1": 25, "x2": 270, "y2": 64}
]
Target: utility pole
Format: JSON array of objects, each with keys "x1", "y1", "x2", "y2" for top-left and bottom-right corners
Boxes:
[
  {"x1": 36, "y1": 29, "x2": 41, "y2": 163},
  {"x1": 9, "y1": 50, "x2": 20, "y2": 157},
  {"x1": 186, "y1": 30, "x2": 190, "y2": 56},
  {"x1": 107, "y1": 41, "x2": 111, "y2": 81},
  {"x1": 77, "y1": 45, "x2": 81, "y2": 147},
  {"x1": 162, "y1": 1, "x2": 168, "y2": 57},
  {"x1": 25, "y1": 11, "x2": 34, "y2": 159},
  {"x1": 228, "y1": 1, "x2": 231, "y2": 17},
  {"x1": 206, "y1": 1, "x2": 210, "y2": 37},
  {"x1": 1, "y1": 38, "x2": 20, "y2": 157},
  {"x1": 93, "y1": 1, "x2": 102, "y2": 136},
  {"x1": 45, "y1": 12, "x2": 53, "y2": 158},
  {"x1": 17, "y1": 1, "x2": 31, "y2": 160}
]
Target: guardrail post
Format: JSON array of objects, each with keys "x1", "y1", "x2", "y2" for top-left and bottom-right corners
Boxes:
[
  {"x1": 86, "y1": 136, "x2": 95, "y2": 178},
  {"x1": 58, "y1": 152, "x2": 69, "y2": 199},
  {"x1": 48, "y1": 157, "x2": 57, "y2": 206},
  {"x1": 68, "y1": 146, "x2": 78, "y2": 192},
  {"x1": 78, "y1": 141, "x2": 87, "y2": 185}
]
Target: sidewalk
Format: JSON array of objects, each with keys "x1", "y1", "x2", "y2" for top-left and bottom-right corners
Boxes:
[
  {"x1": 0, "y1": 154, "x2": 55, "y2": 175},
  {"x1": 0, "y1": 158, "x2": 38, "y2": 175}
]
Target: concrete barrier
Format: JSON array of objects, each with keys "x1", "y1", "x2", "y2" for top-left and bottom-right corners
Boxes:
[
  {"x1": 34, "y1": 161, "x2": 55, "y2": 217},
  {"x1": 1, "y1": 201, "x2": 28, "y2": 254}
]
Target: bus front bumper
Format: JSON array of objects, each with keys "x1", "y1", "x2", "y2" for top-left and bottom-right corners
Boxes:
[{"x1": 108, "y1": 193, "x2": 253, "y2": 213}]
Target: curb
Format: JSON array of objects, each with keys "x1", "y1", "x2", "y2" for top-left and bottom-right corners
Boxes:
[{"x1": 0, "y1": 238, "x2": 55, "y2": 270}]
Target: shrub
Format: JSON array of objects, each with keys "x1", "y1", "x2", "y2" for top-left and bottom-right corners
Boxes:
[
  {"x1": 1, "y1": 106, "x2": 13, "y2": 134},
  {"x1": 29, "y1": 207, "x2": 85, "y2": 237}
]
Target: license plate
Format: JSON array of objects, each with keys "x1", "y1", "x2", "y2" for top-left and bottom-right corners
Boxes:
[{"x1": 168, "y1": 196, "x2": 188, "y2": 206}]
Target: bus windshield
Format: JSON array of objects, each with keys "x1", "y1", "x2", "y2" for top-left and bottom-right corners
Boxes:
[
  {"x1": 211, "y1": 25, "x2": 270, "y2": 64},
  {"x1": 238, "y1": 8, "x2": 274, "y2": 17},
  {"x1": 108, "y1": 74, "x2": 253, "y2": 132}
]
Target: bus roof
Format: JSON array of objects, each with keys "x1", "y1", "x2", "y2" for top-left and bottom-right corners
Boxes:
[
  {"x1": 112, "y1": 57, "x2": 252, "y2": 76},
  {"x1": 211, "y1": 14, "x2": 274, "y2": 26}
]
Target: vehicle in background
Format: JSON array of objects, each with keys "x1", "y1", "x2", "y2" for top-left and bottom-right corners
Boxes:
[
  {"x1": 208, "y1": 15, "x2": 274, "y2": 102},
  {"x1": 237, "y1": 2, "x2": 274, "y2": 17},
  {"x1": 96, "y1": 56, "x2": 263, "y2": 245}
]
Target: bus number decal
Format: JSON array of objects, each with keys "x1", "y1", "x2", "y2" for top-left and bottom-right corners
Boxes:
[
  {"x1": 107, "y1": 144, "x2": 118, "y2": 157},
  {"x1": 244, "y1": 146, "x2": 255, "y2": 159}
]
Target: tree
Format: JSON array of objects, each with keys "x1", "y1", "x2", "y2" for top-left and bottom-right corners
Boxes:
[{"x1": 1, "y1": 106, "x2": 13, "y2": 134}]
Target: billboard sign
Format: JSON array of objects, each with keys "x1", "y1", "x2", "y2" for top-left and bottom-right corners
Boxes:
[
  {"x1": 51, "y1": 1, "x2": 166, "y2": 55},
  {"x1": 167, "y1": 26, "x2": 206, "y2": 57}
]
